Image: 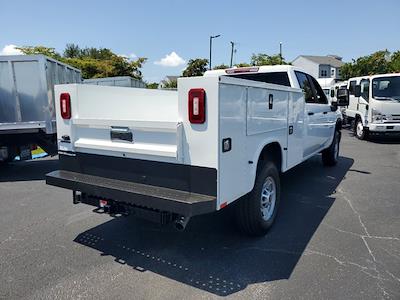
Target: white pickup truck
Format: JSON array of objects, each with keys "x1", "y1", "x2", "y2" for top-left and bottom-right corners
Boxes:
[{"x1": 46, "y1": 65, "x2": 348, "y2": 236}]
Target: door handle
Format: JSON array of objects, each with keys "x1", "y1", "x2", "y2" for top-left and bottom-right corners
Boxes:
[
  {"x1": 323, "y1": 111, "x2": 328, "y2": 114},
  {"x1": 308, "y1": 112, "x2": 314, "y2": 116},
  {"x1": 268, "y1": 94, "x2": 273, "y2": 109},
  {"x1": 110, "y1": 126, "x2": 133, "y2": 142}
]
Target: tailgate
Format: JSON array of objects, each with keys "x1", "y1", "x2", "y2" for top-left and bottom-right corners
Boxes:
[{"x1": 55, "y1": 84, "x2": 183, "y2": 163}]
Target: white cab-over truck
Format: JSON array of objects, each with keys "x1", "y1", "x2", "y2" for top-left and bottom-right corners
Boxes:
[
  {"x1": 46, "y1": 65, "x2": 348, "y2": 236},
  {"x1": 345, "y1": 73, "x2": 400, "y2": 139}
]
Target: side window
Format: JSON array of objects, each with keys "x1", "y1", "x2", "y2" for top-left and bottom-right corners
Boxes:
[
  {"x1": 360, "y1": 79, "x2": 370, "y2": 101},
  {"x1": 349, "y1": 80, "x2": 356, "y2": 95},
  {"x1": 309, "y1": 76, "x2": 328, "y2": 104},
  {"x1": 295, "y1": 71, "x2": 314, "y2": 103}
]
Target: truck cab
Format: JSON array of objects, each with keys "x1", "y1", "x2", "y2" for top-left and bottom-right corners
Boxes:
[
  {"x1": 46, "y1": 65, "x2": 348, "y2": 236},
  {"x1": 345, "y1": 73, "x2": 400, "y2": 139}
]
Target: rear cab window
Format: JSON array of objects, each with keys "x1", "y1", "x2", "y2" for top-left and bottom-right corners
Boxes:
[{"x1": 228, "y1": 72, "x2": 291, "y2": 87}]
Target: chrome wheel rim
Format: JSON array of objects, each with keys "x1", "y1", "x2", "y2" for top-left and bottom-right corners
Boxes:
[
  {"x1": 356, "y1": 122, "x2": 363, "y2": 137},
  {"x1": 260, "y1": 177, "x2": 276, "y2": 221}
]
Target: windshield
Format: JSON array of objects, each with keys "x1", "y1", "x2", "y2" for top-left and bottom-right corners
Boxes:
[{"x1": 372, "y1": 76, "x2": 400, "y2": 101}]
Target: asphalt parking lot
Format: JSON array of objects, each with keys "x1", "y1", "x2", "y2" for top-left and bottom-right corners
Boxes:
[{"x1": 0, "y1": 130, "x2": 399, "y2": 300}]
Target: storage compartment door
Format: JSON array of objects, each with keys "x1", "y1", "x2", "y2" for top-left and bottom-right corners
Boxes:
[{"x1": 13, "y1": 61, "x2": 46, "y2": 122}]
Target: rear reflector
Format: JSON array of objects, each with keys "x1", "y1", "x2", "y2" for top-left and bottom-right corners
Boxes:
[
  {"x1": 188, "y1": 88, "x2": 206, "y2": 124},
  {"x1": 99, "y1": 199, "x2": 108, "y2": 207},
  {"x1": 60, "y1": 93, "x2": 71, "y2": 119},
  {"x1": 225, "y1": 67, "x2": 259, "y2": 74}
]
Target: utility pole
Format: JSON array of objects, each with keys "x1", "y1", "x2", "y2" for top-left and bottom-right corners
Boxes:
[
  {"x1": 209, "y1": 34, "x2": 221, "y2": 70},
  {"x1": 279, "y1": 42, "x2": 283, "y2": 64},
  {"x1": 230, "y1": 41, "x2": 235, "y2": 67}
]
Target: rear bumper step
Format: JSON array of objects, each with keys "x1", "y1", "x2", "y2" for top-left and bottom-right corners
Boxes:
[{"x1": 46, "y1": 170, "x2": 216, "y2": 216}]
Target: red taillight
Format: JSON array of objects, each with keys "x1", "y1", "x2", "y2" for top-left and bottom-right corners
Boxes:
[
  {"x1": 60, "y1": 93, "x2": 71, "y2": 119},
  {"x1": 188, "y1": 88, "x2": 206, "y2": 124}
]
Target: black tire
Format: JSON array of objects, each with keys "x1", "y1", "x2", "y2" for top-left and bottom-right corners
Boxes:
[
  {"x1": 234, "y1": 161, "x2": 281, "y2": 236},
  {"x1": 322, "y1": 130, "x2": 341, "y2": 166},
  {"x1": 355, "y1": 118, "x2": 367, "y2": 140}
]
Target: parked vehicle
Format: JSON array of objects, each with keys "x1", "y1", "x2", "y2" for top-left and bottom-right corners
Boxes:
[
  {"x1": 46, "y1": 65, "x2": 348, "y2": 236},
  {"x1": 83, "y1": 76, "x2": 146, "y2": 88},
  {"x1": 317, "y1": 78, "x2": 336, "y2": 102},
  {"x1": 0, "y1": 55, "x2": 81, "y2": 162},
  {"x1": 345, "y1": 73, "x2": 400, "y2": 139},
  {"x1": 330, "y1": 81, "x2": 348, "y2": 123}
]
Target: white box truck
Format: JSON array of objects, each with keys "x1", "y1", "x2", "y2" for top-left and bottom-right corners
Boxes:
[
  {"x1": 345, "y1": 73, "x2": 400, "y2": 139},
  {"x1": 0, "y1": 55, "x2": 81, "y2": 162},
  {"x1": 46, "y1": 65, "x2": 348, "y2": 236}
]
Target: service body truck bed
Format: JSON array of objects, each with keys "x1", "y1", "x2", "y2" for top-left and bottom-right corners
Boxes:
[
  {"x1": 0, "y1": 55, "x2": 81, "y2": 162},
  {"x1": 47, "y1": 65, "x2": 348, "y2": 235}
]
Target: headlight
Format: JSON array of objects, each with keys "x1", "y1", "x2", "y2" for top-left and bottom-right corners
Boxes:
[
  {"x1": 372, "y1": 109, "x2": 384, "y2": 123},
  {"x1": 372, "y1": 109, "x2": 391, "y2": 123}
]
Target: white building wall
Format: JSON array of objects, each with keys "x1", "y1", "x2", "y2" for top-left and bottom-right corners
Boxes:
[
  {"x1": 292, "y1": 57, "x2": 319, "y2": 79},
  {"x1": 292, "y1": 56, "x2": 343, "y2": 80}
]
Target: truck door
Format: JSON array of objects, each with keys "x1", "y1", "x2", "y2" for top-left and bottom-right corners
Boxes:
[
  {"x1": 294, "y1": 71, "x2": 328, "y2": 157},
  {"x1": 309, "y1": 76, "x2": 335, "y2": 147},
  {"x1": 347, "y1": 80, "x2": 358, "y2": 118},
  {"x1": 286, "y1": 90, "x2": 305, "y2": 169},
  {"x1": 358, "y1": 79, "x2": 370, "y2": 122}
]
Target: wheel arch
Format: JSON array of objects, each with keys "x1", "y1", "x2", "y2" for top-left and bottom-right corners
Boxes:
[
  {"x1": 250, "y1": 141, "x2": 284, "y2": 188},
  {"x1": 355, "y1": 113, "x2": 365, "y2": 125}
]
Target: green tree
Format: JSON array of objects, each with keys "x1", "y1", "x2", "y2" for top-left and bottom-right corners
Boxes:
[
  {"x1": 64, "y1": 43, "x2": 81, "y2": 58},
  {"x1": 16, "y1": 46, "x2": 61, "y2": 60},
  {"x1": 340, "y1": 50, "x2": 391, "y2": 80},
  {"x1": 146, "y1": 82, "x2": 159, "y2": 89},
  {"x1": 182, "y1": 58, "x2": 209, "y2": 77},
  {"x1": 18, "y1": 44, "x2": 147, "y2": 80},
  {"x1": 389, "y1": 51, "x2": 400, "y2": 72},
  {"x1": 340, "y1": 62, "x2": 356, "y2": 81},
  {"x1": 251, "y1": 53, "x2": 287, "y2": 66},
  {"x1": 213, "y1": 64, "x2": 229, "y2": 70},
  {"x1": 162, "y1": 79, "x2": 177, "y2": 89},
  {"x1": 234, "y1": 62, "x2": 251, "y2": 67}
]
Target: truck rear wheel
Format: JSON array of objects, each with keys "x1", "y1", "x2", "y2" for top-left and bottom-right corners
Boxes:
[
  {"x1": 235, "y1": 161, "x2": 281, "y2": 236},
  {"x1": 322, "y1": 130, "x2": 341, "y2": 166}
]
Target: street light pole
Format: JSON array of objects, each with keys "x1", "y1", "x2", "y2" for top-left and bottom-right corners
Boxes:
[
  {"x1": 279, "y1": 42, "x2": 283, "y2": 64},
  {"x1": 209, "y1": 34, "x2": 221, "y2": 70},
  {"x1": 230, "y1": 41, "x2": 235, "y2": 67}
]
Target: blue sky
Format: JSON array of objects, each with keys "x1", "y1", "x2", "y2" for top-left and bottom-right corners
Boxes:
[{"x1": 1, "y1": 0, "x2": 400, "y2": 82}]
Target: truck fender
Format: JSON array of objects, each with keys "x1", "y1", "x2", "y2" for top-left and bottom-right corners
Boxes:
[
  {"x1": 249, "y1": 140, "x2": 284, "y2": 191},
  {"x1": 355, "y1": 113, "x2": 366, "y2": 127}
]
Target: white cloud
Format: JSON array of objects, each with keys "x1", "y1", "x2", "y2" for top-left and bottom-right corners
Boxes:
[
  {"x1": 154, "y1": 51, "x2": 185, "y2": 67},
  {"x1": 0, "y1": 44, "x2": 23, "y2": 55}
]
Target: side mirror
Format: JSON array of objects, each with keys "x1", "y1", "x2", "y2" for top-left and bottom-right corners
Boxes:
[
  {"x1": 336, "y1": 88, "x2": 349, "y2": 106},
  {"x1": 354, "y1": 85, "x2": 361, "y2": 97}
]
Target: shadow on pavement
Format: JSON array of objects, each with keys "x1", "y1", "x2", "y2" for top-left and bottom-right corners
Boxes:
[
  {"x1": 367, "y1": 136, "x2": 400, "y2": 144},
  {"x1": 343, "y1": 127, "x2": 400, "y2": 144},
  {"x1": 0, "y1": 158, "x2": 59, "y2": 182},
  {"x1": 74, "y1": 155, "x2": 354, "y2": 296}
]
